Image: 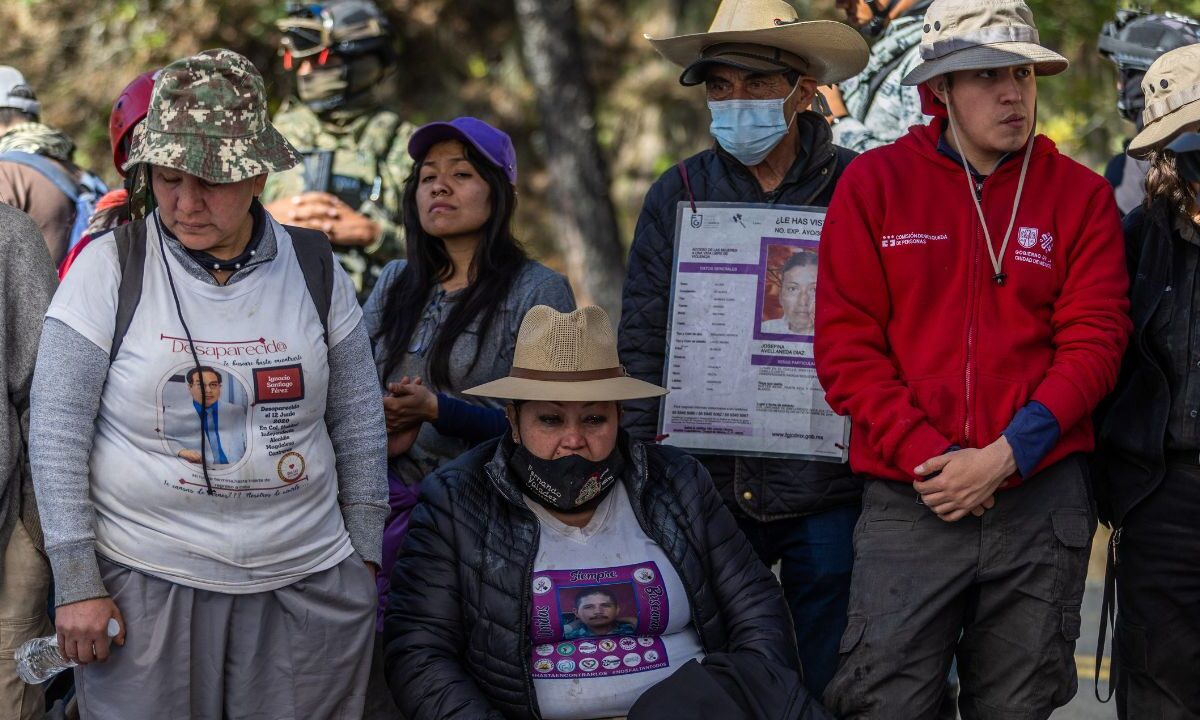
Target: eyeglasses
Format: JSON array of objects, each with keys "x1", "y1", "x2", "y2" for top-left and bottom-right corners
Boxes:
[
  {"x1": 408, "y1": 287, "x2": 446, "y2": 358},
  {"x1": 189, "y1": 380, "x2": 222, "y2": 390}
]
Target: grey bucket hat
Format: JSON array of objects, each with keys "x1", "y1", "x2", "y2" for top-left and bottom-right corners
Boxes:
[
  {"x1": 901, "y1": 0, "x2": 1068, "y2": 86},
  {"x1": 123, "y1": 49, "x2": 300, "y2": 183}
]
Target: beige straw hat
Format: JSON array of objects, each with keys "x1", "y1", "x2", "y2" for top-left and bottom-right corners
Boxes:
[
  {"x1": 900, "y1": 0, "x2": 1068, "y2": 86},
  {"x1": 646, "y1": 0, "x2": 869, "y2": 86},
  {"x1": 464, "y1": 306, "x2": 667, "y2": 402},
  {"x1": 1129, "y1": 45, "x2": 1200, "y2": 159}
]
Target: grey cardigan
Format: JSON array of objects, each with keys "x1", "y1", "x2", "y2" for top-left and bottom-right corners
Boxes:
[{"x1": 0, "y1": 204, "x2": 57, "y2": 581}]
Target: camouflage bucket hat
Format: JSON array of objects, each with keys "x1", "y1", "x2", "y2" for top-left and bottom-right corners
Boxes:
[{"x1": 123, "y1": 49, "x2": 300, "y2": 183}]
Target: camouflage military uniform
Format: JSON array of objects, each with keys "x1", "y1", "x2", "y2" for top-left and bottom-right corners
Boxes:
[
  {"x1": 262, "y1": 102, "x2": 413, "y2": 297},
  {"x1": 833, "y1": 14, "x2": 926, "y2": 153}
]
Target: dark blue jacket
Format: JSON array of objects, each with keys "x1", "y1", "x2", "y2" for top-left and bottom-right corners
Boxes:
[{"x1": 619, "y1": 113, "x2": 862, "y2": 521}]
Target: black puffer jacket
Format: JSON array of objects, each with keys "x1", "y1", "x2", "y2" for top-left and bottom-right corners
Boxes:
[
  {"x1": 619, "y1": 113, "x2": 862, "y2": 521},
  {"x1": 383, "y1": 434, "x2": 798, "y2": 719}
]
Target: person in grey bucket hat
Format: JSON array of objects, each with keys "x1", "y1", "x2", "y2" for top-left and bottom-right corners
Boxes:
[
  {"x1": 1094, "y1": 43, "x2": 1200, "y2": 720},
  {"x1": 815, "y1": 1, "x2": 1131, "y2": 717},
  {"x1": 29, "y1": 47, "x2": 387, "y2": 719}
]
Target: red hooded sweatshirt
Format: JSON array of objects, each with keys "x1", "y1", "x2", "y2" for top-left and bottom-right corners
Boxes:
[{"x1": 814, "y1": 106, "x2": 1131, "y2": 485}]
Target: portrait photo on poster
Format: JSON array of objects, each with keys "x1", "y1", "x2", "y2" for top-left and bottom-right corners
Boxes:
[
  {"x1": 161, "y1": 363, "x2": 251, "y2": 469},
  {"x1": 755, "y1": 239, "x2": 819, "y2": 342}
]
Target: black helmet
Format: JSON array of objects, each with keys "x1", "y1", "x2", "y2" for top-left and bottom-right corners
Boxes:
[
  {"x1": 277, "y1": 1, "x2": 393, "y2": 61},
  {"x1": 1099, "y1": 9, "x2": 1200, "y2": 125}
]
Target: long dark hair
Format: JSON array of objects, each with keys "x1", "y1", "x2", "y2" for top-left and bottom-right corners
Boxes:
[
  {"x1": 1144, "y1": 148, "x2": 1198, "y2": 216},
  {"x1": 374, "y1": 142, "x2": 526, "y2": 389}
]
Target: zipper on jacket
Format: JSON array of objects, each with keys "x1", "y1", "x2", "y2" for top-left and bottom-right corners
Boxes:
[
  {"x1": 625, "y1": 458, "x2": 711, "y2": 655},
  {"x1": 963, "y1": 180, "x2": 986, "y2": 446},
  {"x1": 484, "y1": 461, "x2": 545, "y2": 719},
  {"x1": 519, "y1": 522, "x2": 543, "y2": 719}
]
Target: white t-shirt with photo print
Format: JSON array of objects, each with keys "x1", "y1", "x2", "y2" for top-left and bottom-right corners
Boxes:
[
  {"x1": 525, "y1": 481, "x2": 706, "y2": 719},
  {"x1": 46, "y1": 213, "x2": 362, "y2": 593}
]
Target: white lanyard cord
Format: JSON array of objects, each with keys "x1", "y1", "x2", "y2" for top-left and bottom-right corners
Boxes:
[{"x1": 947, "y1": 104, "x2": 1036, "y2": 285}]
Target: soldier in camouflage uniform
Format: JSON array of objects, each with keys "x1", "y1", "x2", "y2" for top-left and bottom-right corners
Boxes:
[
  {"x1": 264, "y1": 0, "x2": 414, "y2": 299},
  {"x1": 817, "y1": 0, "x2": 933, "y2": 153}
]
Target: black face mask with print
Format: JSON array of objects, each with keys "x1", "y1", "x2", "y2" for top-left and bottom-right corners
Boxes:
[{"x1": 508, "y1": 442, "x2": 625, "y2": 514}]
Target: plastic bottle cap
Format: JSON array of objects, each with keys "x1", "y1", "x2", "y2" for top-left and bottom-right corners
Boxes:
[{"x1": 106, "y1": 618, "x2": 121, "y2": 638}]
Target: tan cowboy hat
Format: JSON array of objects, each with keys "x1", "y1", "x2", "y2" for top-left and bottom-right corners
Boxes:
[
  {"x1": 900, "y1": 0, "x2": 1068, "y2": 87},
  {"x1": 464, "y1": 306, "x2": 667, "y2": 403},
  {"x1": 646, "y1": 0, "x2": 869, "y2": 86},
  {"x1": 1129, "y1": 45, "x2": 1200, "y2": 159}
]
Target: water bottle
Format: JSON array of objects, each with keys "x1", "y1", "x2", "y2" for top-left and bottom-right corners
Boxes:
[{"x1": 13, "y1": 618, "x2": 120, "y2": 684}]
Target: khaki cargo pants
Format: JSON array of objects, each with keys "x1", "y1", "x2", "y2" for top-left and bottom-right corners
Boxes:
[{"x1": 0, "y1": 522, "x2": 55, "y2": 720}]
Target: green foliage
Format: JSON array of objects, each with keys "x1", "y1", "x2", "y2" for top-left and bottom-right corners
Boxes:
[{"x1": 4, "y1": 0, "x2": 1200, "y2": 252}]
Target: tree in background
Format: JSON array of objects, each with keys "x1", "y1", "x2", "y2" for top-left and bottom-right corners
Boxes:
[
  {"x1": 4, "y1": 0, "x2": 1199, "y2": 303},
  {"x1": 515, "y1": 0, "x2": 625, "y2": 314}
]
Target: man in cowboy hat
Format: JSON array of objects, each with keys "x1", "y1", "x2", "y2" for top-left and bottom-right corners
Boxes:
[
  {"x1": 814, "y1": 0, "x2": 1131, "y2": 715},
  {"x1": 619, "y1": 0, "x2": 868, "y2": 698}
]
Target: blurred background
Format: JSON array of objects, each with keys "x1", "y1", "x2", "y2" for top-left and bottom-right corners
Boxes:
[{"x1": 2, "y1": 0, "x2": 1196, "y2": 309}]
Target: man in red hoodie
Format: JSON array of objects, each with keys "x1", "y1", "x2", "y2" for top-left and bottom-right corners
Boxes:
[{"x1": 814, "y1": 0, "x2": 1131, "y2": 716}]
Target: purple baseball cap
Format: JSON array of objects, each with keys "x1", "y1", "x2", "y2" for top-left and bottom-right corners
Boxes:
[{"x1": 407, "y1": 116, "x2": 518, "y2": 184}]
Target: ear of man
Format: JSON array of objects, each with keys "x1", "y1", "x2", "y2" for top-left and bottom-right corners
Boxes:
[{"x1": 791, "y1": 76, "x2": 820, "y2": 113}]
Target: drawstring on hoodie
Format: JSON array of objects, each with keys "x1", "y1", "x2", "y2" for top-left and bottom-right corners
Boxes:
[{"x1": 946, "y1": 97, "x2": 1035, "y2": 286}]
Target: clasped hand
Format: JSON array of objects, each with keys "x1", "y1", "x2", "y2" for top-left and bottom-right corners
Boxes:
[
  {"x1": 383, "y1": 377, "x2": 437, "y2": 457},
  {"x1": 264, "y1": 192, "x2": 379, "y2": 247},
  {"x1": 912, "y1": 437, "x2": 1017, "y2": 522}
]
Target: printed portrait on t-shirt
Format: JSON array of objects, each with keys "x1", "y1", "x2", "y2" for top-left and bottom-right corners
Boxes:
[
  {"x1": 529, "y1": 562, "x2": 671, "y2": 680},
  {"x1": 162, "y1": 364, "x2": 250, "y2": 468},
  {"x1": 561, "y1": 584, "x2": 638, "y2": 640},
  {"x1": 758, "y1": 244, "x2": 818, "y2": 340}
]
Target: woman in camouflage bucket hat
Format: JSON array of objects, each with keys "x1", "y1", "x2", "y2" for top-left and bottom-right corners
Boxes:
[{"x1": 31, "y1": 48, "x2": 386, "y2": 718}]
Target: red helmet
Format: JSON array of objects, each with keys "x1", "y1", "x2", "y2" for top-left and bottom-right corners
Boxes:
[{"x1": 109, "y1": 70, "x2": 159, "y2": 176}]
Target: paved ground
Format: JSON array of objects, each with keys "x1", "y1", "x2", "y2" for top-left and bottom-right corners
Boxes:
[{"x1": 1057, "y1": 528, "x2": 1118, "y2": 719}]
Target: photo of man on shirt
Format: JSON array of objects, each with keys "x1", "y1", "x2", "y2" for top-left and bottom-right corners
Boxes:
[
  {"x1": 562, "y1": 586, "x2": 637, "y2": 639},
  {"x1": 166, "y1": 365, "x2": 248, "y2": 467}
]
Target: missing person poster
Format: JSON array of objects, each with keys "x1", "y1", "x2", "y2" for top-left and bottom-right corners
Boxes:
[{"x1": 659, "y1": 202, "x2": 848, "y2": 461}]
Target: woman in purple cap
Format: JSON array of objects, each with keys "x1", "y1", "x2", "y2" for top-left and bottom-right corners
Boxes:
[{"x1": 361, "y1": 115, "x2": 575, "y2": 623}]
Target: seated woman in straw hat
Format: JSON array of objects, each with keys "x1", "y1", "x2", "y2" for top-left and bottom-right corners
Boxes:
[
  {"x1": 383, "y1": 306, "x2": 808, "y2": 720},
  {"x1": 1096, "y1": 43, "x2": 1200, "y2": 720},
  {"x1": 29, "y1": 50, "x2": 385, "y2": 718}
]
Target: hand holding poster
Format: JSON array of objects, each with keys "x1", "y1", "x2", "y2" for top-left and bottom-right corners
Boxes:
[{"x1": 659, "y1": 202, "x2": 848, "y2": 461}]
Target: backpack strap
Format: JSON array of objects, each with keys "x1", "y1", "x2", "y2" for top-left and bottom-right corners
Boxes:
[
  {"x1": 285, "y1": 225, "x2": 335, "y2": 346},
  {"x1": 111, "y1": 219, "x2": 148, "y2": 363},
  {"x1": 0, "y1": 151, "x2": 80, "y2": 201}
]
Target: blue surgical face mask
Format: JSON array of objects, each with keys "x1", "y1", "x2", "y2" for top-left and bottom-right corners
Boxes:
[{"x1": 708, "y1": 83, "x2": 799, "y2": 167}]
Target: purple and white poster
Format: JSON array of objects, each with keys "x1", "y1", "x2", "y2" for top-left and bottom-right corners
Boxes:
[
  {"x1": 529, "y1": 562, "x2": 671, "y2": 680},
  {"x1": 659, "y1": 202, "x2": 848, "y2": 461}
]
